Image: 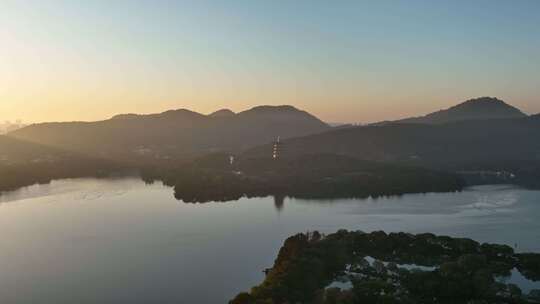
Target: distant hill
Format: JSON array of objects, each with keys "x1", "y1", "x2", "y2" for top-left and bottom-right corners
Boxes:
[
  {"x1": 0, "y1": 136, "x2": 122, "y2": 192},
  {"x1": 0, "y1": 135, "x2": 67, "y2": 164},
  {"x1": 375, "y1": 97, "x2": 527, "y2": 125},
  {"x1": 209, "y1": 109, "x2": 235, "y2": 117},
  {"x1": 246, "y1": 114, "x2": 540, "y2": 170},
  {"x1": 9, "y1": 105, "x2": 329, "y2": 162}
]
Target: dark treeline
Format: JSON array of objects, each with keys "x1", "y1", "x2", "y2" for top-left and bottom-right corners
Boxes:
[
  {"x1": 142, "y1": 153, "x2": 465, "y2": 203},
  {"x1": 0, "y1": 135, "x2": 127, "y2": 193},
  {"x1": 231, "y1": 230, "x2": 540, "y2": 304},
  {"x1": 450, "y1": 160, "x2": 540, "y2": 189},
  {"x1": 0, "y1": 159, "x2": 125, "y2": 193}
]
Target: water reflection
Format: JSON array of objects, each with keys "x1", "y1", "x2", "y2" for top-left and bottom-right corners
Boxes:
[
  {"x1": 497, "y1": 268, "x2": 540, "y2": 294},
  {"x1": 0, "y1": 179, "x2": 539, "y2": 304},
  {"x1": 273, "y1": 195, "x2": 285, "y2": 212}
]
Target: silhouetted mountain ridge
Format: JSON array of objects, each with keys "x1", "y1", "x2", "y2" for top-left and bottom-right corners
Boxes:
[
  {"x1": 111, "y1": 109, "x2": 207, "y2": 121},
  {"x1": 246, "y1": 113, "x2": 540, "y2": 170},
  {"x1": 209, "y1": 109, "x2": 235, "y2": 117},
  {"x1": 375, "y1": 97, "x2": 527, "y2": 125},
  {"x1": 10, "y1": 105, "x2": 329, "y2": 162}
]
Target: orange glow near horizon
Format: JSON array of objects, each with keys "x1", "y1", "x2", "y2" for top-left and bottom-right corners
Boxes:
[{"x1": 1, "y1": 1, "x2": 539, "y2": 124}]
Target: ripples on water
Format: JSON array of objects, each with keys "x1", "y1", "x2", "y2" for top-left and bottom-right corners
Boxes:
[{"x1": 0, "y1": 178, "x2": 539, "y2": 304}]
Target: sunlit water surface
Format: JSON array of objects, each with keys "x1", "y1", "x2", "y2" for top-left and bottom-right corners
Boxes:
[{"x1": 0, "y1": 178, "x2": 539, "y2": 303}]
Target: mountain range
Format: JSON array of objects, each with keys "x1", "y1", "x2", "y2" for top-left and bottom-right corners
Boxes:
[
  {"x1": 6, "y1": 97, "x2": 538, "y2": 166},
  {"x1": 373, "y1": 97, "x2": 527, "y2": 125},
  {"x1": 9, "y1": 105, "x2": 329, "y2": 163},
  {"x1": 247, "y1": 114, "x2": 540, "y2": 167},
  {"x1": 3, "y1": 96, "x2": 540, "y2": 191},
  {"x1": 243, "y1": 98, "x2": 540, "y2": 181}
]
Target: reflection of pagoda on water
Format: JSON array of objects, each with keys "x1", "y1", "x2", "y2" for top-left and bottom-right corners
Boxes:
[
  {"x1": 272, "y1": 136, "x2": 281, "y2": 160},
  {"x1": 271, "y1": 137, "x2": 285, "y2": 212},
  {"x1": 273, "y1": 195, "x2": 285, "y2": 212}
]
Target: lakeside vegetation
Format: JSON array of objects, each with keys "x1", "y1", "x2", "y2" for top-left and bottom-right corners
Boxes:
[
  {"x1": 2, "y1": 99, "x2": 539, "y2": 196},
  {"x1": 0, "y1": 160, "x2": 125, "y2": 193},
  {"x1": 455, "y1": 160, "x2": 540, "y2": 189},
  {"x1": 231, "y1": 230, "x2": 540, "y2": 304},
  {"x1": 141, "y1": 153, "x2": 465, "y2": 203},
  {"x1": 0, "y1": 135, "x2": 127, "y2": 193}
]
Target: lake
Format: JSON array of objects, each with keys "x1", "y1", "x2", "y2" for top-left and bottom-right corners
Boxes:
[{"x1": 0, "y1": 178, "x2": 539, "y2": 303}]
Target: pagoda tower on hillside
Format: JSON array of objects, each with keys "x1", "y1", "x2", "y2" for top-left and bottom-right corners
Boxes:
[{"x1": 272, "y1": 136, "x2": 281, "y2": 160}]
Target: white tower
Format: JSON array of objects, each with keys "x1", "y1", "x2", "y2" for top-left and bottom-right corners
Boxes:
[{"x1": 272, "y1": 136, "x2": 281, "y2": 159}]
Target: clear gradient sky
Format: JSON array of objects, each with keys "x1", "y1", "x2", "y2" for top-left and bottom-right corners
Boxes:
[{"x1": 1, "y1": 0, "x2": 539, "y2": 123}]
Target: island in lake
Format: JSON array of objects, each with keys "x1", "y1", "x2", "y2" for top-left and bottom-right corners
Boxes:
[
  {"x1": 142, "y1": 153, "x2": 465, "y2": 203},
  {"x1": 231, "y1": 230, "x2": 540, "y2": 304}
]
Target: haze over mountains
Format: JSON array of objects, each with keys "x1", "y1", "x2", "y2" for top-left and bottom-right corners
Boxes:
[
  {"x1": 248, "y1": 97, "x2": 540, "y2": 164},
  {"x1": 374, "y1": 97, "x2": 527, "y2": 125},
  {"x1": 248, "y1": 114, "x2": 540, "y2": 166},
  {"x1": 0, "y1": 121, "x2": 26, "y2": 135},
  {"x1": 246, "y1": 98, "x2": 539, "y2": 167},
  {"x1": 0, "y1": 135, "x2": 67, "y2": 164},
  {"x1": 5, "y1": 97, "x2": 538, "y2": 165},
  {"x1": 3, "y1": 96, "x2": 540, "y2": 192},
  {"x1": 0, "y1": 135, "x2": 120, "y2": 192},
  {"x1": 9, "y1": 105, "x2": 329, "y2": 162}
]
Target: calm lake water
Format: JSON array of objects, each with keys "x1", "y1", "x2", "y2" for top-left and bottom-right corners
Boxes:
[{"x1": 0, "y1": 178, "x2": 539, "y2": 304}]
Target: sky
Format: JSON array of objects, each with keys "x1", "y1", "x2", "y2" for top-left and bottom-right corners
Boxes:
[{"x1": 1, "y1": 0, "x2": 539, "y2": 124}]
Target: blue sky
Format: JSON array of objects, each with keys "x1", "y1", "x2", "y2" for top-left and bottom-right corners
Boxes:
[{"x1": 1, "y1": 0, "x2": 539, "y2": 123}]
